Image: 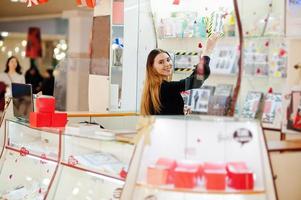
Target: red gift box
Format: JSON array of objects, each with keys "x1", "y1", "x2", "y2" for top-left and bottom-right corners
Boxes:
[
  {"x1": 204, "y1": 162, "x2": 226, "y2": 170},
  {"x1": 51, "y1": 112, "x2": 67, "y2": 127},
  {"x1": 156, "y1": 158, "x2": 177, "y2": 183},
  {"x1": 36, "y1": 96, "x2": 55, "y2": 113},
  {"x1": 204, "y1": 169, "x2": 227, "y2": 190},
  {"x1": 177, "y1": 160, "x2": 203, "y2": 179},
  {"x1": 147, "y1": 165, "x2": 169, "y2": 185},
  {"x1": 174, "y1": 167, "x2": 197, "y2": 188},
  {"x1": 227, "y1": 162, "x2": 254, "y2": 190},
  {"x1": 30, "y1": 112, "x2": 52, "y2": 127}
]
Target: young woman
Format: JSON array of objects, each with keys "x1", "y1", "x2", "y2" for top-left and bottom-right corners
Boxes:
[
  {"x1": 140, "y1": 34, "x2": 219, "y2": 115},
  {"x1": 0, "y1": 56, "x2": 25, "y2": 96}
]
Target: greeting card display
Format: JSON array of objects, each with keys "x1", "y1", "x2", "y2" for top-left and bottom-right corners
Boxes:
[
  {"x1": 269, "y1": 40, "x2": 287, "y2": 78},
  {"x1": 261, "y1": 93, "x2": 282, "y2": 128},
  {"x1": 244, "y1": 39, "x2": 269, "y2": 76},
  {"x1": 210, "y1": 45, "x2": 237, "y2": 75},
  {"x1": 121, "y1": 116, "x2": 276, "y2": 200}
]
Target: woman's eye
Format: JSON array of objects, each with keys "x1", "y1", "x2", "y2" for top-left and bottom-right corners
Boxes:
[{"x1": 159, "y1": 61, "x2": 163, "y2": 64}]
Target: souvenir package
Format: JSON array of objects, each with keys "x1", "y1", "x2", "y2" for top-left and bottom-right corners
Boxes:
[
  {"x1": 261, "y1": 93, "x2": 282, "y2": 127},
  {"x1": 189, "y1": 88, "x2": 212, "y2": 113},
  {"x1": 244, "y1": 39, "x2": 269, "y2": 76},
  {"x1": 287, "y1": 91, "x2": 301, "y2": 131},
  {"x1": 241, "y1": 91, "x2": 263, "y2": 119}
]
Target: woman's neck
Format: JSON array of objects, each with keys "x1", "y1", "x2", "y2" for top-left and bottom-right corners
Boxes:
[{"x1": 8, "y1": 70, "x2": 16, "y2": 76}]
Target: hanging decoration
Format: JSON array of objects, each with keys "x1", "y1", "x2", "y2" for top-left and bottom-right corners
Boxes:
[
  {"x1": 26, "y1": 27, "x2": 42, "y2": 58},
  {"x1": 76, "y1": 0, "x2": 100, "y2": 8},
  {"x1": 23, "y1": 0, "x2": 48, "y2": 7}
]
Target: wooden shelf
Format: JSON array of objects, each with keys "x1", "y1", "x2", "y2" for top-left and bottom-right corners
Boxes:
[{"x1": 268, "y1": 140, "x2": 301, "y2": 152}]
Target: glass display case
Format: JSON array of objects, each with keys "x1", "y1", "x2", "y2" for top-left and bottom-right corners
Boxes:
[
  {"x1": 0, "y1": 114, "x2": 137, "y2": 200},
  {"x1": 0, "y1": 119, "x2": 62, "y2": 200},
  {"x1": 121, "y1": 116, "x2": 276, "y2": 200},
  {"x1": 51, "y1": 124, "x2": 134, "y2": 199}
]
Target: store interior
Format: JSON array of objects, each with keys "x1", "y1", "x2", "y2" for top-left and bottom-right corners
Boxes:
[{"x1": 0, "y1": 0, "x2": 301, "y2": 199}]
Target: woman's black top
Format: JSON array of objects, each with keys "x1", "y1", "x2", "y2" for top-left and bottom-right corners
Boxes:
[{"x1": 152, "y1": 56, "x2": 210, "y2": 115}]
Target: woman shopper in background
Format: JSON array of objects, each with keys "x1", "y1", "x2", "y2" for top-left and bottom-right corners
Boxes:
[
  {"x1": 0, "y1": 56, "x2": 25, "y2": 96},
  {"x1": 140, "y1": 34, "x2": 219, "y2": 115}
]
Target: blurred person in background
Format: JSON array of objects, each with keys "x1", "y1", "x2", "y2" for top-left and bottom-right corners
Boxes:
[
  {"x1": 0, "y1": 56, "x2": 25, "y2": 97},
  {"x1": 25, "y1": 59, "x2": 43, "y2": 94},
  {"x1": 41, "y1": 69, "x2": 54, "y2": 96}
]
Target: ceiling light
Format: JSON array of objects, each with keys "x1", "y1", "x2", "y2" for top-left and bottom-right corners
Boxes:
[{"x1": 1, "y1": 32, "x2": 9, "y2": 37}]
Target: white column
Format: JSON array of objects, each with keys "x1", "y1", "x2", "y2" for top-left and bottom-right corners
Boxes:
[
  {"x1": 62, "y1": 10, "x2": 93, "y2": 111},
  {"x1": 121, "y1": 0, "x2": 156, "y2": 112}
]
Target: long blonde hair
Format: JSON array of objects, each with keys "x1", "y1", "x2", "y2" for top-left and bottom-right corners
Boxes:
[{"x1": 140, "y1": 49, "x2": 171, "y2": 115}]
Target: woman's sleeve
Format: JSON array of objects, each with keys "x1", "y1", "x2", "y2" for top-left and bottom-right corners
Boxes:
[{"x1": 163, "y1": 56, "x2": 211, "y2": 93}]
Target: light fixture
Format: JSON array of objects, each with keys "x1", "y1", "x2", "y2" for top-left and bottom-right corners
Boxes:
[
  {"x1": 21, "y1": 40, "x2": 27, "y2": 47},
  {"x1": 1, "y1": 32, "x2": 9, "y2": 37},
  {"x1": 7, "y1": 51, "x2": 13, "y2": 57},
  {"x1": 15, "y1": 47, "x2": 20, "y2": 53}
]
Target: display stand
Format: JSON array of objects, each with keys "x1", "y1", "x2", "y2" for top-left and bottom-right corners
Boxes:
[{"x1": 121, "y1": 116, "x2": 277, "y2": 200}]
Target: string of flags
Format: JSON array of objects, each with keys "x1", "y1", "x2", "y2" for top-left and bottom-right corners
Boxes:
[
  {"x1": 23, "y1": 0, "x2": 100, "y2": 8},
  {"x1": 76, "y1": 0, "x2": 100, "y2": 8},
  {"x1": 23, "y1": 0, "x2": 48, "y2": 7}
]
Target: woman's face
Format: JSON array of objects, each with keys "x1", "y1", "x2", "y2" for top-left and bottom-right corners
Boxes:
[
  {"x1": 8, "y1": 58, "x2": 18, "y2": 72},
  {"x1": 153, "y1": 53, "x2": 172, "y2": 77}
]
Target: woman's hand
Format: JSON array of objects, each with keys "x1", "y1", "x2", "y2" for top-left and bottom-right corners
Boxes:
[{"x1": 202, "y1": 33, "x2": 220, "y2": 56}]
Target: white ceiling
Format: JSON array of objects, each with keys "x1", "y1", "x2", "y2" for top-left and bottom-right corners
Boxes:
[{"x1": 0, "y1": 0, "x2": 89, "y2": 18}]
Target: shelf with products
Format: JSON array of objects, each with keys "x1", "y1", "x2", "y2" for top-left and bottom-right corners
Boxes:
[
  {"x1": 0, "y1": 119, "x2": 62, "y2": 200},
  {"x1": 121, "y1": 116, "x2": 276, "y2": 200}
]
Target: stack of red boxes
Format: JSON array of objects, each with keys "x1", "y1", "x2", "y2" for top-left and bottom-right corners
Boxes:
[
  {"x1": 30, "y1": 96, "x2": 67, "y2": 128},
  {"x1": 147, "y1": 158, "x2": 203, "y2": 188},
  {"x1": 146, "y1": 158, "x2": 255, "y2": 191}
]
